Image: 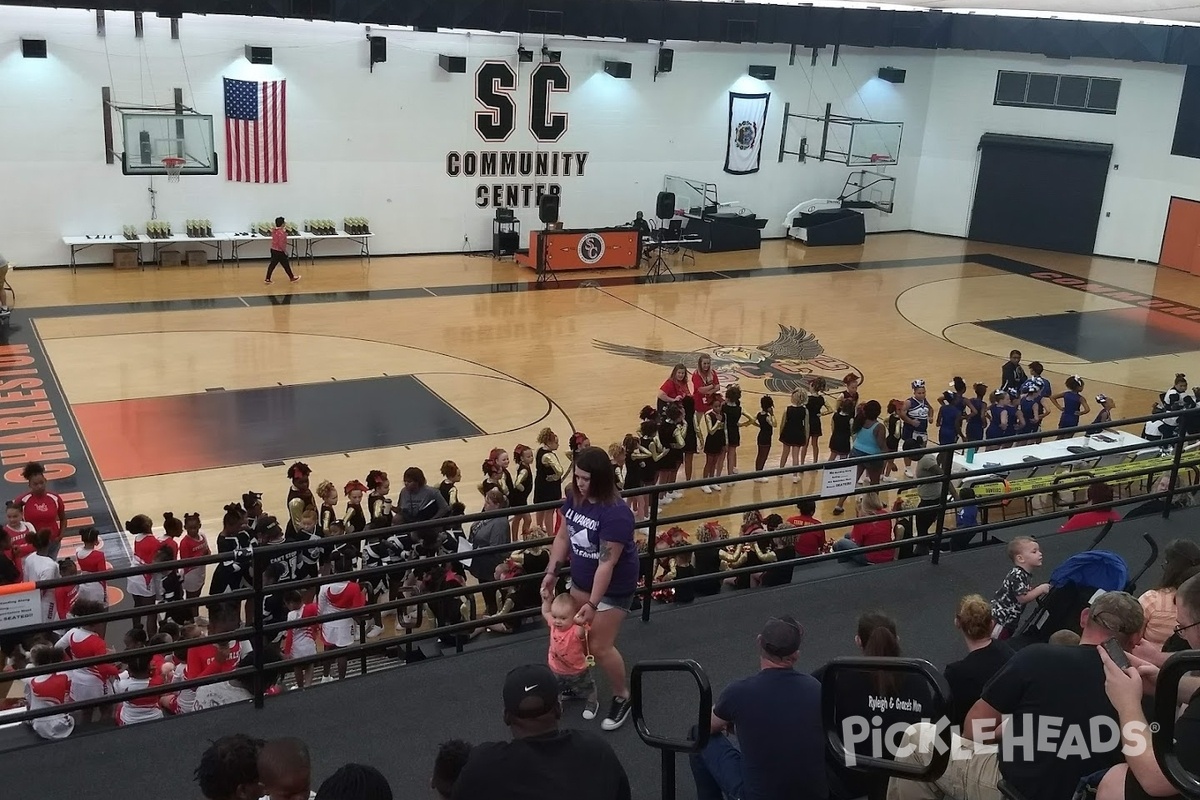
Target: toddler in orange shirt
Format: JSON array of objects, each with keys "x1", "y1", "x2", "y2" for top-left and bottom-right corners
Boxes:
[{"x1": 541, "y1": 590, "x2": 598, "y2": 719}]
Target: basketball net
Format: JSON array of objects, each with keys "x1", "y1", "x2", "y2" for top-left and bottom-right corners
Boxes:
[{"x1": 161, "y1": 157, "x2": 185, "y2": 183}]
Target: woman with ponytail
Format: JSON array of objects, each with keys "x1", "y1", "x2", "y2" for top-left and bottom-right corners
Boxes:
[
  {"x1": 815, "y1": 612, "x2": 934, "y2": 800},
  {"x1": 944, "y1": 595, "x2": 1012, "y2": 727}
]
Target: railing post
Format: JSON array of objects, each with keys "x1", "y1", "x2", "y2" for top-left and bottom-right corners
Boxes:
[
  {"x1": 931, "y1": 450, "x2": 955, "y2": 566},
  {"x1": 642, "y1": 489, "x2": 659, "y2": 623},
  {"x1": 250, "y1": 549, "x2": 266, "y2": 709},
  {"x1": 1164, "y1": 424, "x2": 1188, "y2": 520}
]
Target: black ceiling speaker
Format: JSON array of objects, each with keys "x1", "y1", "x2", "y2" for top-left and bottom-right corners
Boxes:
[
  {"x1": 369, "y1": 36, "x2": 386, "y2": 65},
  {"x1": 21, "y1": 39, "x2": 47, "y2": 58},
  {"x1": 245, "y1": 45, "x2": 273, "y2": 64},
  {"x1": 604, "y1": 60, "x2": 632, "y2": 79},
  {"x1": 878, "y1": 66, "x2": 907, "y2": 83},
  {"x1": 748, "y1": 64, "x2": 776, "y2": 81},
  {"x1": 657, "y1": 48, "x2": 674, "y2": 74},
  {"x1": 439, "y1": 54, "x2": 466, "y2": 73}
]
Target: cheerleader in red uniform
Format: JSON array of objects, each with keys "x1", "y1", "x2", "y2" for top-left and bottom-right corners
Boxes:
[
  {"x1": 283, "y1": 589, "x2": 319, "y2": 689},
  {"x1": 113, "y1": 650, "x2": 165, "y2": 727},
  {"x1": 343, "y1": 480, "x2": 368, "y2": 534},
  {"x1": 53, "y1": 559, "x2": 80, "y2": 621},
  {"x1": 25, "y1": 645, "x2": 74, "y2": 740},
  {"x1": 125, "y1": 515, "x2": 162, "y2": 636},
  {"x1": 318, "y1": 552, "x2": 366, "y2": 682},
  {"x1": 55, "y1": 599, "x2": 121, "y2": 720},
  {"x1": 178, "y1": 513, "x2": 208, "y2": 613},
  {"x1": 365, "y1": 469, "x2": 390, "y2": 523},
  {"x1": 4, "y1": 501, "x2": 34, "y2": 573},
  {"x1": 73, "y1": 527, "x2": 107, "y2": 605}
]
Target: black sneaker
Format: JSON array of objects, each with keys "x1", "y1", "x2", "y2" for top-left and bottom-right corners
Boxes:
[
  {"x1": 601, "y1": 695, "x2": 631, "y2": 731},
  {"x1": 583, "y1": 697, "x2": 600, "y2": 720}
]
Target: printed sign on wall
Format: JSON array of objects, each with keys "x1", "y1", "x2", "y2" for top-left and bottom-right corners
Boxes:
[{"x1": 445, "y1": 61, "x2": 591, "y2": 209}]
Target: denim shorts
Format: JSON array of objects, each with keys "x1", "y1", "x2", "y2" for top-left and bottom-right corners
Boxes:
[{"x1": 567, "y1": 581, "x2": 634, "y2": 613}]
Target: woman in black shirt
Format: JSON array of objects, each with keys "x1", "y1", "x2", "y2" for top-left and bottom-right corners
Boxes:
[{"x1": 943, "y1": 594, "x2": 1012, "y2": 728}]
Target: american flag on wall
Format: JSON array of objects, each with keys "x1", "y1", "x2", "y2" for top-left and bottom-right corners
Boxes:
[{"x1": 223, "y1": 77, "x2": 287, "y2": 183}]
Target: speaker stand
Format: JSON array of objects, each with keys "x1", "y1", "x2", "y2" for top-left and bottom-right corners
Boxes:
[
  {"x1": 536, "y1": 224, "x2": 558, "y2": 286},
  {"x1": 645, "y1": 241, "x2": 674, "y2": 284}
]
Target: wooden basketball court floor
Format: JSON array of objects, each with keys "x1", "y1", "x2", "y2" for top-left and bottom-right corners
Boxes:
[{"x1": 13, "y1": 232, "x2": 1200, "y2": 579}]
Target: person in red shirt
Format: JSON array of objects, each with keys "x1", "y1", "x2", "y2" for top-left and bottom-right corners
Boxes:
[
  {"x1": 15, "y1": 462, "x2": 66, "y2": 560},
  {"x1": 787, "y1": 499, "x2": 827, "y2": 558},
  {"x1": 264, "y1": 215, "x2": 299, "y2": 284},
  {"x1": 74, "y1": 527, "x2": 108, "y2": 605},
  {"x1": 657, "y1": 364, "x2": 689, "y2": 414},
  {"x1": 691, "y1": 354, "x2": 721, "y2": 414},
  {"x1": 832, "y1": 493, "x2": 895, "y2": 566},
  {"x1": 1058, "y1": 481, "x2": 1122, "y2": 533},
  {"x1": 54, "y1": 559, "x2": 81, "y2": 620}
]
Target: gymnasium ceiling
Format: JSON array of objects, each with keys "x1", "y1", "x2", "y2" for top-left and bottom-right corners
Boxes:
[{"x1": 715, "y1": 1, "x2": 1200, "y2": 26}]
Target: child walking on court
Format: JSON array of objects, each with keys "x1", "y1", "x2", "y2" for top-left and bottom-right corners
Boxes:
[
  {"x1": 989, "y1": 535, "x2": 1050, "y2": 640},
  {"x1": 541, "y1": 589, "x2": 598, "y2": 719},
  {"x1": 265, "y1": 216, "x2": 300, "y2": 284}
]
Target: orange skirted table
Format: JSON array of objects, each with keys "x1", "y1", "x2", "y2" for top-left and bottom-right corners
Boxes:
[{"x1": 515, "y1": 227, "x2": 641, "y2": 272}]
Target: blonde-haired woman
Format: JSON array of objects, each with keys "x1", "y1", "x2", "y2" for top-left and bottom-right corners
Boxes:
[
  {"x1": 944, "y1": 594, "x2": 1012, "y2": 726},
  {"x1": 778, "y1": 388, "x2": 810, "y2": 483},
  {"x1": 532, "y1": 427, "x2": 564, "y2": 533}
]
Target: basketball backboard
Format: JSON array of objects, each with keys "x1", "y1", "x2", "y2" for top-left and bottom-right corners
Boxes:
[
  {"x1": 120, "y1": 111, "x2": 217, "y2": 176},
  {"x1": 778, "y1": 104, "x2": 903, "y2": 167}
]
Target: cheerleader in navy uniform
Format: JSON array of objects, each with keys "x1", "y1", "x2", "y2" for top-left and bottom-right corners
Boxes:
[
  {"x1": 284, "y1": 462, "x2": 314, "y2": 538},
  {"x1": 365, "y1": 470, "x2": 390, "y2": 523},
  {"x1": 532, "y1": 427, "x2": 564, "y2": 532},
  {"x1": 699, "y1": 395, "x2": 727, "y2": 492},
  {"x1": 1051, "y1": 376, "x2": 1089, "y2": 439},
  {"x1": 509, "y1": 446, "x2": 534, "y2": 538},
  {"x1": 965, "y1": 383, "x2": 987, "y2": 445},
  {"x1": 1017, "y1": 382, "x2": 1047, "y2": 442},
  {"x1": 899, "y1": 380, "x2": 933, "y2": 477},
  {"x1": 343, "y1": 480, "x2": 368, "y2": 534},
  {"x1": 778, "y1": 389, "x2": 809, "y2": 483},
  {"x1": 722, "y1": 384, "x2": 752, "y2": 477},
  {"x1": 883, "y1": 400, "x2": 903, "y2": 479},
  {"x1": 936, "y1": 391, "x2": 965, "y2": 446},
  {"x1": 753, "y1": 396, "x2": 775, "y2": 481},
  {"x1": 985, "y1": 390, "x2": 1015, "y2": 451},
  {"x1": 829, "y1": 398, "x2": 854, "y2": 462},
  {"x1": 804, "y1": 378, "x2": 831, "y2": 465}
]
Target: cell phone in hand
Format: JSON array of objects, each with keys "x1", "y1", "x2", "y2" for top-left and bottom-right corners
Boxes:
[{"x1": 1103, "y1": 638, "x2": 1130, "y2": 670}]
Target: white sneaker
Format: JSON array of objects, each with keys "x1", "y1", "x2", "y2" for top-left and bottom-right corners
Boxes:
[
  {"x1": 701, "y1": 485, "x2": 712, "y2": 494},
  {"x1": 792, "y1": 475, "x2": 800, "y2": 484},
  {"x1": 366, "y1": 625, "x2": 384, "y2": 639},
  {"x1": 712, "y1": 484, "x2": 722, "y2": 492},
  {"x1": 905, "y1": 468, "x2": 914, "y2": 478},
  {"x1": 755, "y1": 476, "x2": 769, "y2": 483}
]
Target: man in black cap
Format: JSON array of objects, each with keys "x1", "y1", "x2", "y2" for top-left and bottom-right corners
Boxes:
[
  {"x1": 451, "y1": 664, "x2": 631, "y2": 800},
  {"x1": 690, "y1": 616, "x2": 827, "y2": 800}
]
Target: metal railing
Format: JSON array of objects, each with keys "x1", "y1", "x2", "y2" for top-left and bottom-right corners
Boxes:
[{"x1": 3, "y1": 407, "x2": 1197, "y2": 730}]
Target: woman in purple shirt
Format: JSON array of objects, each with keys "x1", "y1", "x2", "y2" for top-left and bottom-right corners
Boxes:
[{"x1": 541, "y1": 446, "x2": 638, "y2": 733}]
